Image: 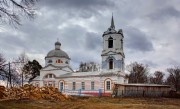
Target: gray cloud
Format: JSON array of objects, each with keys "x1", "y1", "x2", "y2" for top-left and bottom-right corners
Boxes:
[
  {"x1": 141, "y1": 60, "x2": 158, "y2": 68},
  {"x1": 39, "y1": 0, "x2": 114, "y2": 19},
  {"x1": 168, "y1": 59, "x2": 180, "y2": 67},
  {"x1": 147, "y1": 6, "x2": 180, "y2": 21},
  {"x1": 41, "y1": 0, "x2": 114, "y2": 8},
  {"x1": 124, "y1": 26, "x2": 154, "y2": 52},
  {"x1": 85, "y1": 32, "x2": 101, "y2": 50}
]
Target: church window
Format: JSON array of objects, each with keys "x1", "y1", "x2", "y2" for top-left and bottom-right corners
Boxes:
[
  {"x1": 65, "y1": 61, "x2": 69, "y2": 64},
  {"x1": 91, "y1": 81, "x2": 94, "y2": 90},
  {"x1": 81, "y1": 82, "x2": 85, "y2": 90},
  {"x1": 56, "y1": 59, "x2": 63, "y2": 63},
  {"x1": 109, "y1": 59, "x2": 113, "y2": 69},
  {"x1": 108, "y1": 37, "x2": 113, "y2": 48},
  {"x1": 49, "y1": 74, "x2": 53, "y2": 78},
  {"x1": 48, "y1": 59, "x2": 52, "y2": 63},
  {"x1": 106, "y1": 81, "x2": 110, "y2": 90},
  {"x1": 44, "y1": 74, "x2": 55, "y2": 79},
  {"x1": 72, "y1": 82, "x2": 76, "y2": 90},
  {"x1": 60, "y1": 82, "x2": 64, "y2": 92}
]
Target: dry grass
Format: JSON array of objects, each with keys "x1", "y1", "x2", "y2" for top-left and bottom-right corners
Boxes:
[{"x1": 0, "y1": 97, "x2": 180, "y2": 109}]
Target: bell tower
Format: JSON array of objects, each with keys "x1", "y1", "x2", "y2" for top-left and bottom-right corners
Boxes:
[{"x1": 101, "y1": 15, "x2": 125, "y2": 72}]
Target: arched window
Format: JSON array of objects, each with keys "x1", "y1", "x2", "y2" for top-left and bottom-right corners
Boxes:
[
  {"x1": 56, "y1": 59, "x2": 63, "y2": 63},
  {"x1": 48, "y1": 59, "x2": 52, "y2": 63},
  {"x1": 104, "y1": 78, "x2": 112, "y2": 90},
  {"x1": 109, "y1": 59, "x2": 113, "y2": 69},
  {"x1": 108, "y1": 37, "x2": 113, "y2": 48},
  {"x1": 59, "y1": 81, "x2": 64, "y2": 92},
  {"x1": 106, "y1": 81, "x2": 111, "y2": 90},
  {"x1": 44, "y1": 74, "x2": 56, "y2": 79}
]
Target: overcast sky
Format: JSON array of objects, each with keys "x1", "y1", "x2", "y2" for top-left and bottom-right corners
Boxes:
[{"x1": 0, "y1": 0, "x2": 180, "y2": 74}]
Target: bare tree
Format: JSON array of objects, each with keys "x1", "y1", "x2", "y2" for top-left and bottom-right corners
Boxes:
[
  {"x1": 14, "y1": 52, "x2": 29, "y2": 86},
  {"x1": 78, "y1": 61, "x2": 100, "y2": 72},
  {"x1": 0, "y1": 53, "x2": 6, "y2": 79},
  {"x1": 126, "y1": 62, "x2": 149, "y2": 83},
  {"x1": 150, "y1": 71, "x2": 164, "y2": 84},
  {"x1": 0, "y1": 0, "x2": 38, "y2": 27},
  {"x1": 166, "y1": 66, "x2": 180, "y2": 91},
  {"x1": 8, "y1": 64, "x2": 21, "y2": 87}
]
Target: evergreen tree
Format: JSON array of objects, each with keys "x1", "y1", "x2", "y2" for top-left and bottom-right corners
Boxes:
[{"x1": 23, "y1": 60, "x2": 42, "y2": 82}]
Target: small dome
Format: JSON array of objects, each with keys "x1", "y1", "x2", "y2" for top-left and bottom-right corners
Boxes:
[
  {"x1": 55, "y1": 41, "x2": 61, "y2": 45},
  {"x1": 46, "y1": 49, "x2": 70, "y2": 59}
]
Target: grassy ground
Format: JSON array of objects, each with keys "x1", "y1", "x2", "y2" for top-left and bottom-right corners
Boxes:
[{"x1": 0, "y1": 97, "x2": 180, "y2": 109}]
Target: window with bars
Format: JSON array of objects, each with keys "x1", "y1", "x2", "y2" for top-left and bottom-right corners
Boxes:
[
  {"x1": 60, "y1": 82, "x2": 63, "y2": 92},
  {"x1": 81, "y1": 82, "x2": 85, "y2": 90},
  {"x1": 49, "y1": 74, "x2": 53, "y2": 78},
  {"x1": 91, "y1": 81, "x2": 94, "y2": 90},
  {"x1": 106, "y1": 81, "x2": 111, "y2": 90},
  {"x1": 72, "y1": 82, "x2": 76, "y2": 90}
]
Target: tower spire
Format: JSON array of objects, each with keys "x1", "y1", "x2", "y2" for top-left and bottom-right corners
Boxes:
[{"x1": 111, "y1": 13, "x2": 115, "y2": 29}]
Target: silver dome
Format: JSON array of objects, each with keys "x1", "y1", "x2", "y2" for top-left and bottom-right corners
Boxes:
[{"x1": 46, "y1": 49, "x2": 70, "y2": 59}]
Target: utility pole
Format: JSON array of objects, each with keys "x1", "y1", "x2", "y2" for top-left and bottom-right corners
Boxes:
[
  {"x1": 1, "y1": 61, "x2": 25, "y2": 88},
  {"x1": 22, "y1": 69, "x2": 23, "y2": 87},
  {"x1": 9, "y1": 62, "x2": 12, "y2": 88}
]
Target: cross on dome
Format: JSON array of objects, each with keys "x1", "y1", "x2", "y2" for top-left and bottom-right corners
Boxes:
[{"x1": 55, "y1": 39, "x2": 61, "y2": 50}]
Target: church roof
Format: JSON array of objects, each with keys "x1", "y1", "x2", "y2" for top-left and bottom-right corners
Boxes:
[
  {"x1": 57, "y1": 71, "x2": 124, "y2": 78},
  {"x1": 41, "y1": 64, "x2": 74, "y2": 72}
]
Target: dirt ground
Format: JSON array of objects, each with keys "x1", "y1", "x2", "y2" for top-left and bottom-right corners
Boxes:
[{"x1": 0, "y1": 97, "x2": 180, "y2": 109}]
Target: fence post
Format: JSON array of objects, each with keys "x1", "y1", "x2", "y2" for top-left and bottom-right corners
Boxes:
[
  {"x1": 143, "y1": 90, "x2": 145, "y2": 97},
  {"x1": 78, "y1": 89, "x2": 81, "y2": 96},
  {"x1": 98, "y1": 89, "x2": 102, "y2": 97}
]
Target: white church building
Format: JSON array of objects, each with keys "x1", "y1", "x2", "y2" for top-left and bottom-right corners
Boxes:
[{"x1": 31, "y1": 16, "x2": 128, "y2": 96}]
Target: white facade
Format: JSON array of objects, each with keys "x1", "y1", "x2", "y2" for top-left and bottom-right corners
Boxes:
[{"x1": 31, "y1": 16, "x2": 127, "y2": 96}]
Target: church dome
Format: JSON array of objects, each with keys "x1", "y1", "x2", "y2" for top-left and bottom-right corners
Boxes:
[
  {"x1": 47, "y1": 49, "x2": 70, "y2": 59},
  {"x1": 46, "y1": 41, "x2": 70, "y2": 59},
  {"x1": 55, "y1": 41, "x2": 61, "y2": 45}
]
